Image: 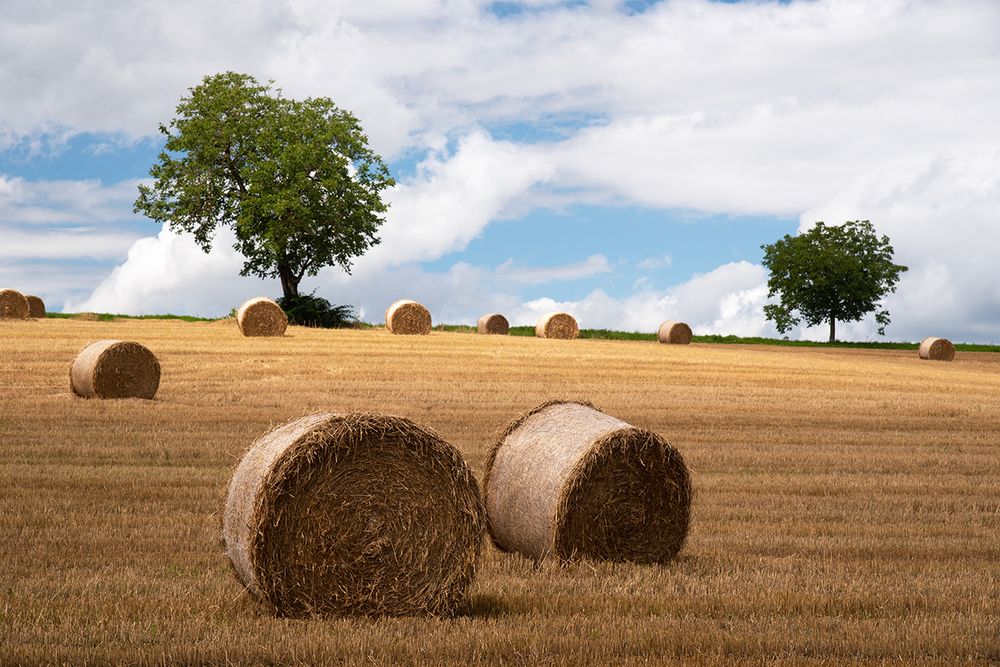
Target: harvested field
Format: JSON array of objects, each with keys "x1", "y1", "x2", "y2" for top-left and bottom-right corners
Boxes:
[{"x1": 1, "y1": 318, "x2": 998, "y2": 665}]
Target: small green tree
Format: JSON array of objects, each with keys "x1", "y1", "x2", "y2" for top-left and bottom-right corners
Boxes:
[
  {"x1": 135, "y1": 72, "x2": 395, "y2": 299},
  {"x1": 761, "y1": 220, "x2": 907, "y2": 342}
]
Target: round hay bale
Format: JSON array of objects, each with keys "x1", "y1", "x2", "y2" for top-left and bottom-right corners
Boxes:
[
  {"x1": 25, "y1": 295, "x2": 46, "y2": 318},
  {"x1": 70, "y1": 340, "x2": 161, "y2": 399},
  {"x1": 237, "y1": 298, "x2": 287, "y2": 337},
  {"x1": 0, "y1": 289, "x2": 29, "y2": 320},
  {"x1": 657, "y1": 320, "x2": 692, "y2": 345},
  {"x1": 385, "y1": 299, "x2": 432, "y2": 335},
  {"x1": 535, "y1": 312, "x2": 579, "y2": 340},
  {"x1": 477, "y1": 313, "x2": 509, "y2": 335},
  {"x1": 919, "y1": 336, "x2": 955, "y2": 362},
  {"x1": 223, "y1": 412, "x2": 485, "y2": 618},
  {"x1": 484, "y1": 401, "x2": 691, "y2": 564}
]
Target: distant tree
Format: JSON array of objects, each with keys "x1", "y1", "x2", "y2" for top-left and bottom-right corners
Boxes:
[
  {"x1": 761, "y1": 220, "x2": 907, "y2": 342},
  {"x1": 135, "y1": 72, "x2": 395, "y2": 300}
]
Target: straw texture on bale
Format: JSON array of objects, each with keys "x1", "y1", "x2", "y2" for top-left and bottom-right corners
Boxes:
[
  {"x1": 657, "y1": 320, "x2": 692, "y2": 345},
  {"x1": 237, "y1": 298, "x2": 288, "y2": 337},
  {"x1": 477, "y1": 313, "x2": 509, "y2": 335},
  {"x1": 0, "y1": 289, "x2": 29, "y2": 320},
  {"x1": 535, "y1": 312, "x2": 579, "y2": 340},
  {"x1": 919, "y1": 337, "x2": 956, "y2": 362},
  {"x1": 385, "y1": 299, "x2": 432, "y2": 335},
  {"x1": 484, "y1": 401, "x2": 691, "y2": 564},
  {"x1": 25, "y1": 295, "x2": 46, "y2": 318},
  {"x1": 70, "y1": 340, "x2": 161, "y2": 399},
  {"x1": 223, "y1": 412, "x2": 485, "y2": 618}
]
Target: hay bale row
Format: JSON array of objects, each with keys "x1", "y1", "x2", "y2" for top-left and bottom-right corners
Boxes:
[
  {"x1": 237, "y1": 297, "x2": 287, "y2": 337},
  {"x1": 0, "y1": 289, "x2": 29, "y2": 320},
  {"x1": 483, "y1": 401, "x2": 691, "y2": 565},
  {"x1": 386, "y1": 299, "x2": 432, "y2": 335},
  {"x1": 223, "y1": 412, "x2": 485, "y2": 617},
  {"x1": 70, "y1": 339, "x2": 160, "y2": 399},
  {"x1": 658, "y1": 320, "x2": 692, "y2": 345},
  {"x1": 26, "y1": 295, "x2": 45, "y2": 318},
  {"x1": 477, "y1": 313, "x2": 509, "y2": 335},
  {"x1": 919, "y1": 336, "x2": 955, "y2": 362},
  {"x1": 535, "y1": 312, "x2": 579, "y2": 339}
]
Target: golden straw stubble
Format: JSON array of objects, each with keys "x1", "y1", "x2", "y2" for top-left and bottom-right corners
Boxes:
[
  {"x1": 222, "y1": 412, "x2": 486, "y2": 618},
  {"x1": 919, "y1": 336, "x2": 956, "y2": 361},
  {"x1": 477, "y1": 313, "x2": 509, "y2": 335},
  {"x1": 657, "y1": 320, "x2": 693, "y2": 345},
  {"x1": 385, "y1": 299, "x2": 432, "y2": 335},
  {"x1": 70, "y1": 340, "x2": 161, "y2": 399},
  {"x1": 236, "y1": 298, "x2": 288, "y2": 337},
  {"x1": 535, "y1": 312, "x2": 579, "y2": 339},
  {"x1": 0, "y1": 288, "x2": 30, "y2": 320},
  {"x1": 484, "y1": 401, "x2": 691, "y2": 564}
]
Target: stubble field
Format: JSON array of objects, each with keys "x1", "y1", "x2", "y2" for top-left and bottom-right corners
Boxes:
[{"x1": 1, "y1": 318, "x2": 998, "y2": 665}]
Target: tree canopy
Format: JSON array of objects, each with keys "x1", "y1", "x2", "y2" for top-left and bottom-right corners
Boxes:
[
  {"x1": 761, "y1": 220, "x2": 908, "y2": 342},
  {"x1": 134, "y1": 72, "x2": 395, "y2": 299}
]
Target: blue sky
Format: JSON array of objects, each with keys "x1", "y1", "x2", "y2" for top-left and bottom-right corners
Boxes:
[{"x1": 1, "y1": 0, "x2": 998, "y2": 342}]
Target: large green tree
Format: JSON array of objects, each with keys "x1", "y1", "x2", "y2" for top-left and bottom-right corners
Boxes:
[
  {"x1": 761, "y1": 220, "x2": 908, "y2": 342},
  {"x1": 135, "y1": 72, "x2": 395, "y2": 299}
]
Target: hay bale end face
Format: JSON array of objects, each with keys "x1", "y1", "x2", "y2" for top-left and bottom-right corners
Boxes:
[
  {"x1": 385, "y1": 299, "x2": 432, "y2": 335},
  {"x1": 477, "y1": 313, "x2": 509, "y2": 335},
  {"x1": 484, "y1": 401, "x2": 691, "y2": 564},
  {"x1": 657, "y1": 320, "x2": 692, "y2": 345},
  {"x1": 223, "y1": 412, "x2": 485, "y2": 618},
  {"x1": 25, "y1": 295, "x2": 46, "y2": 318},
  {"x1": 919, "y1": 337, "x2": 956, "y2": 362},
  {"x1": 0, "y1": 289, "x2": 29, "y2": 320},
  {"x1": 237, "y1": 298, "x2": 288, "y2": 337},
  {"x1": 70, "y1": 340, "x2": 161, "y2": 399},
  {"x1": 535, "y1": 312, "x2": 579, "y2": 340}
]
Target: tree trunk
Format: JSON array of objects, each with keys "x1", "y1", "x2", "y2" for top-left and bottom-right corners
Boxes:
[
  {"x1": 829, "y1": 316, "x2": 836, "y2": 343},
  {"x1": 278, "y1": 263, "x2": 299, "y2": 300}
]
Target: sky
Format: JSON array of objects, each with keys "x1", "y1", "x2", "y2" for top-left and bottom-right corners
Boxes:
[{"x1": 1, "y1": 0, "x2": 998, "y2": 342}]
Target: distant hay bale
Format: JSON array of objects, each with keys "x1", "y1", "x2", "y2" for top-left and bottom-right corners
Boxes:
[
  {"x1": 0, "y1": 289, "x2": 29, "y2": 320},
  {"x1": 222, "y1": 412, "x2": 485, "y2": 618},
  {"x1": 535, "y1": 312, "x2": 578, "y2": 340},
  {"x1": 237, "y1": 298, "x2": 287, "y2": 337},
  {"x1": 25, "y1": 295, "x2": 46, "y2": 318},
  {"x1": 919, "y1": 337, "x2": 955, "y2": 362},
  {"x1": 70, "y1": 340, "x2": 161, "y2": 399},
  {"x1": 657, "y1": 320, "x2": 692, "y2": 345},
  {"x1": 477, "y1": 313, "x2": 509, "y2": 335},
  {"x1": 385, "y1": 299, "x2": 432, "y2": 335},
  {"x1": 484, "y1": 401, "x2": 691, "y2": 564}
]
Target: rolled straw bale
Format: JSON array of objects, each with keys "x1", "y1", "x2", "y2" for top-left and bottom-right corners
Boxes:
[
  {"x1": 70, "y1": 340, "x2": 161, "y2": 399},
  {"x1": 535, "y1": 312, "x2": 578, "y2": 340},
  {"x1": 385, "y1": 299, "x2": 432, "y2": 335},
  {"x1": 223, "y1": 412, "x2": 485, "y2": 618},
  {"x1": 0, "y1": 289, "x2": 29, "y2": 320},
  {"x1": 919, "y1": 337, "x2": 955, "y2": 362},
  {"x1": 25, "y1": 295, "x2": 46, "y2": 318},
  {"x1": 237, "y1": 297, "x2": 287, "y2": 337},
  {"x1": 657, "y1": 320, "x2": 692, "y2": 345},
  {"x1": 477, "y1": 313, "x2": 509, "y2": 335},
  {"x1": 484, "y1": 401, "x2": 691, "y2": 564}
]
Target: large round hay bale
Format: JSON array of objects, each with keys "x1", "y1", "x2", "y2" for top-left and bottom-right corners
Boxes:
[
  {"x1": 237, "y1": 297, "x2": 287, "y2": 337},
  {"x1": 25, "y1": 295, "x2": 46, "y2": 318},
  {"x1": 657, "y1": 320, "x2": 692, "y2": 345},
  {"x1": 0, "y1": 289, "x2": 29, "y2": 320},
  {"x1": 535, "y1": 312, "x2": 578, "y2": 339},
  {"x1": 70, "y1": 340, "x2": 161, "y2": 399},
  {"x1": 477, "y1": 313, "x2": 509, "y2": 335},
  {"x1": 919, "y1": 336, "x2": 955, "y2": 362},
  {"x1": 223, "y1": 412, "x2": 485, "y2": 618},
  {"x1": 385, "y1": 299, "x2": 432, "y2": 335},
  {"x1": 484, "y1": 401, "x2": 691, "y2": 564}
]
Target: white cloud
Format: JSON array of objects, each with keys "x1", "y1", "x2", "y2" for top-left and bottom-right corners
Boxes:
[
  {"x1": 0, "y1": 175, "x2": 144, "y2": 225},
  {"x1": 494, "y1": 254, "x2": 611, "y2": 284}
]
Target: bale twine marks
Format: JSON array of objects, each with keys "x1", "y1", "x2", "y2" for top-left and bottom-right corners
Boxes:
[
  {"x1": 484, "y1": 401, "x2": 691, "y2": 564},
  {"x1": 25, "y1": 295, "x2": 46, "y2": 318},
  {"x1": 223, "y1": 412, "x2": 485, "y2": 618},
  {"x1": 385, "y1": 299, "x2": 432, "y2": 335},
  {"x1": 0, "y1": 289, "x2": 29, "y2": 320},
  {"x1": 477, "y1": 313, "x2": 509, "y2": 335},
  {"x1": 535, "y1": 312, "x2": 579, "y2": 340},
  {"x1": 657, "y1": 320, "x2": 692, "y2": 345},
  {"x1": 237, "y1": 297, "x2": 288, "y2": 337},
  {"x1": 70, "y1": 340, "x2": 161, "y2": 399},
  {"x1": 919, "y1": 337, "x2": 955, "y2": 362}
]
